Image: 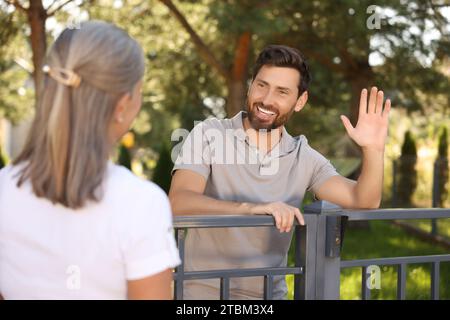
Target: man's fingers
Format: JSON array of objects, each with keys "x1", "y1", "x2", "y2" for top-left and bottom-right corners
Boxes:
[
  {"x1": 278, "y1": 212, "x2": 285, "y2": 232},
  {"x1": 273, "y1": 212, "x2": 281, "y2": 230},
  {"x1": 271, "y1": 204, "x2": 305, "y2": 232},
  {"x1": 375, "y1": 90, "x2": 384, "y2": 115},
  {"x1": 359, "y1": 88, "x2": 368, "y2": 116},
  {"x1": 295, "y1": 208, "x2": 305, "y2": 226},
  {"x1": 281, "y1": 210, "x2": 291, "y2": 232},
  {"x1": 286, "y1": 211, "x2": 295, "y2": 233},
  {"x1": 340, "y1": 115, "x2": 354, "y2": 136},
  {"x1": 382, "y1": 99, "x2": 391, "y2": 119},
  {"x1": 367, "y1": 86, "x2": 378, "y2": 114}
]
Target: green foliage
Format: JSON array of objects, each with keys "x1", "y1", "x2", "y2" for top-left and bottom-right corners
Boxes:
[
  {"x1": 397, "y1": 131, "x2": 418, "y2": 207},
  {"x1": 0, "y1": 8, "x2": 33, "y2": 123},
  {"x1": 3, "y1": 0, "x2": 450, "y2": 165},
  {"x1": 88, "y1": 0, "x2": 221, "y2": 155},
  {"x1": 151, "y1": 142, "x2": 173, "y2": 194},
  {"x1": 117, "y1": 144, "x2": 132, "y2": 170},
  {"x1": 208, "y1": 0, "x2": 290, "y2": 37},
  {"x1": 83, "y1": 0, "x2": 450, "y2": 156}
]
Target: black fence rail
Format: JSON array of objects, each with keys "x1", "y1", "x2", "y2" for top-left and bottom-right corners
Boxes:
[{"x1": 173, "y1": 201, "x2": 450, "y2": 300}]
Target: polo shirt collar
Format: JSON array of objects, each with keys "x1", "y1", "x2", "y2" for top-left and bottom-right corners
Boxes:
[{"x1": 231, "y1": 111, "x2": 297, "y2": 155}]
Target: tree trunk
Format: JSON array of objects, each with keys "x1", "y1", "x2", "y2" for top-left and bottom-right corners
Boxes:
[
  {"x1": 226, "y1": 79, "x2": 247, "y2": 117},
  {"x1": 159, "y1": 0, "x2": 253, "y2": 118},
  {"x1": 28, "y1": 0, "x2": 47, "y2": 103},
  {"x1": 225, "y1": 31, "x2": 251, "y2": 117}
]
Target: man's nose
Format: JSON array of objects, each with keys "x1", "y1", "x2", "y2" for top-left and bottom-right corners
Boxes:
[{"x1": 262, "y1": 90, "x2": 276, "y2": 106}]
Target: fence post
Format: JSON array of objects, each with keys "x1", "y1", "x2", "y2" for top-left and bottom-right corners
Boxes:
[
  {"x1": 294, "y1": 212, "x2": 318, "y2": 300},
  {"x1": 304, "y1": 201, "x2": 345, "y2": 300}
]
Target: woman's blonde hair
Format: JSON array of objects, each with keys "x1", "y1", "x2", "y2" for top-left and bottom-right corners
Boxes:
[{"x1": 14, "y1": 20, "x2": 145, "y2": 209}]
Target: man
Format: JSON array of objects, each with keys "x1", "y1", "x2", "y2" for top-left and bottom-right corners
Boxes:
[{"x1": 169, "y1": 45, "x2": 390, "y2": 299}]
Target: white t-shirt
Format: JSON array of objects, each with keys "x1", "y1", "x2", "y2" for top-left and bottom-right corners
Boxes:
[{"x1": 0, "y1": 162, "x2": 180, "y2": 299}]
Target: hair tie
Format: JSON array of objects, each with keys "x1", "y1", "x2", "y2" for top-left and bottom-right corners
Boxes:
[{"x1": 42, "y1": 65, "x2": 81, "y2": 88}]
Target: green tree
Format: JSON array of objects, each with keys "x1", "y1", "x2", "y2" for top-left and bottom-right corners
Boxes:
[
  {"x1": 271, "y1": 1, "x2": 450, "y2": 124},
  {"x1": 2, "y1": 0, "x2": 81, "y2": 102},
  {"x1": 159, "y1": 0, "x2": 275, "y2": 117},
  {"x1": 0, "y1": 5, "x2": 33, "y2": 123},
  {"x1": 397, "y1": 130, "x2": 418, "y2": 207},
  {"x1": 152, "y1": 142, "x2": 173, "y2": 194},
  {"x1": 5, "y1": 0, "x2": 449, "y2": 167},
  {"x1": 159, "y1": 0, "x2": 450, "y2": 124},
  {"x1": 436, "y1": 127, "x2": 449, "y2": 207},
  {"x1": 151, "y1": 0, "x2": 450, "y2": 158}
]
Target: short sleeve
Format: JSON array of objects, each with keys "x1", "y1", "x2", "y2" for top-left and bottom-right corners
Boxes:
[
  {"x1": 171, "y1": 122, "x2": 211, "y2": 180},
  {"x1": 306, "y1": 145, "x2": 340, "y2": 195},
  {"x1": 121, "y1": 185, "x2": 181, "y2": 281}
]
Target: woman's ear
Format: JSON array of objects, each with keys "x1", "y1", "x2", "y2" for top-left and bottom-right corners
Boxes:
[
  {"x1": 294, "y1": 91, "x2": 308, "y2": 112},
  {"x1": 113, "y1": 93, "x2": 131, "y2": 123}
]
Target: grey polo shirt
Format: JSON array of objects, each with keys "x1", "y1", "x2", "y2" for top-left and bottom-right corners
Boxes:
[{"x1": 172, "y1": 111, "x2": 339, "y2": 299}]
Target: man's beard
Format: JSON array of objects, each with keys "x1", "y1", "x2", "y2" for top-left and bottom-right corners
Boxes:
[{"x1": 245, "y1": 99, "x2": 295, "y2": 131}]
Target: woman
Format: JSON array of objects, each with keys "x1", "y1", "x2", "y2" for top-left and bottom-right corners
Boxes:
[{"x1": 0, "y1": 21, "x2": 180, "y2": 299}]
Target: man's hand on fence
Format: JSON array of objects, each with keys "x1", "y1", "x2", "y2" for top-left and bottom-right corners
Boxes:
[
  {"x1": 340, "y1": 86, "x2": 391, "y2": 152},
  {"x1": 250, "y1": 201, "x2": 305, "y2": 233}
]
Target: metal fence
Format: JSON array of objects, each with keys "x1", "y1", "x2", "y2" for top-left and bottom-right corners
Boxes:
[{"x1": 173, "y1": 201, "x2": 450, "y2": 300}]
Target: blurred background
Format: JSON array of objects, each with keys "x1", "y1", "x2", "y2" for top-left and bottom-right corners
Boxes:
[{"x1": 0, "y1": 0, "x2": 449, "y2": 299}]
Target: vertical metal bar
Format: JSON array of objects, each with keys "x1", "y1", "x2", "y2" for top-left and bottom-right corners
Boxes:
[
  {"x1": 361, "y1": 266, "x2": 371, "y2": 300},
  {"x1": 297, "y1": 215, "x2": 318, "y2": 300},
  {"x1": 431, "y1": 262, "x2": 440, "y2": 300},
  {"x1": 174, "y1": 228, "x2": 186, "y2": 300},
  {"x1": 220, "y1": 277, "x2": 230, "y2": 300},
  {"x1": 397, "y1": 264, "x2": 407, "y2": 300},
  {"x1": 431, "y1": 219, "x2": 438, "y2": 236},
  {"x1": 264, "y1": 275, "x2": 274, "y2": 300}
]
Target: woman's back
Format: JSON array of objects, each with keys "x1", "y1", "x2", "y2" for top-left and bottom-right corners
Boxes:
[
  {"x1": 0, "y1": 162, "x2": 179, "y2": 299},
  {"x1": 0, "y1": 20, "x2": 180, "y2": 300}
]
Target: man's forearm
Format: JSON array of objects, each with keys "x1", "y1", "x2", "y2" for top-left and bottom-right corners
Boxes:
[
  {"x1": 169, "y1": 190, "x2": 254, "y2": 216},
  {"x1": 354, "y1": 147, "x2": 384, "y2": 208}
]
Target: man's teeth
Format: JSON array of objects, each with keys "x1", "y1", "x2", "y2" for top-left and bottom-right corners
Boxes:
[{"x1": 257, "y1": 106, "x2": 275, "y2": 115}]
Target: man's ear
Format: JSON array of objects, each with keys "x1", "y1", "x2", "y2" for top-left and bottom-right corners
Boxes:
[
  {"x1": 294, "y1": 91, "x2": 308, "y2": 112},
  {"x1": 113, "y1": 93, "x2": 131, "y2": 123}
]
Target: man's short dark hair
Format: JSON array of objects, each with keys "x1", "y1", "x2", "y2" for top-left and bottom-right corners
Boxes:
[{"x1": 251, "y1": 45, "x2": 311, "y2": 97}]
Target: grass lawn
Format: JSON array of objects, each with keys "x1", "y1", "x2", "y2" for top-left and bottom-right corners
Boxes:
[
  {"x1": 406, "y1": 218, "x2": 450, "y2": 239},
  {"x1": 286, "y1": 220, "x2": 450, "y2": 300}
]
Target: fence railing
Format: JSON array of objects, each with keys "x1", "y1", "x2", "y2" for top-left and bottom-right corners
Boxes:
[{"x1": 173, "y1": 201, "x2": 450, "y2": 300}]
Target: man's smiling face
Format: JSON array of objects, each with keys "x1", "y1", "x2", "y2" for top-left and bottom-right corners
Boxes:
[{"x1": 246, "y1": 65, "x2": 307, "y2": 131}]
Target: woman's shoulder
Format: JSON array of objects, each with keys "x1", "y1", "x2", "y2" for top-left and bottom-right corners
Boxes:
[
  {"x1": 105, "y1": 163, "x2": 171, "y2": 226},
  {"x1": 0, "y1": 163, "x2": 25, "y2": 185},
  {"x1": 106, "y1": 163, "x2": 168, "y2": 204}
]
